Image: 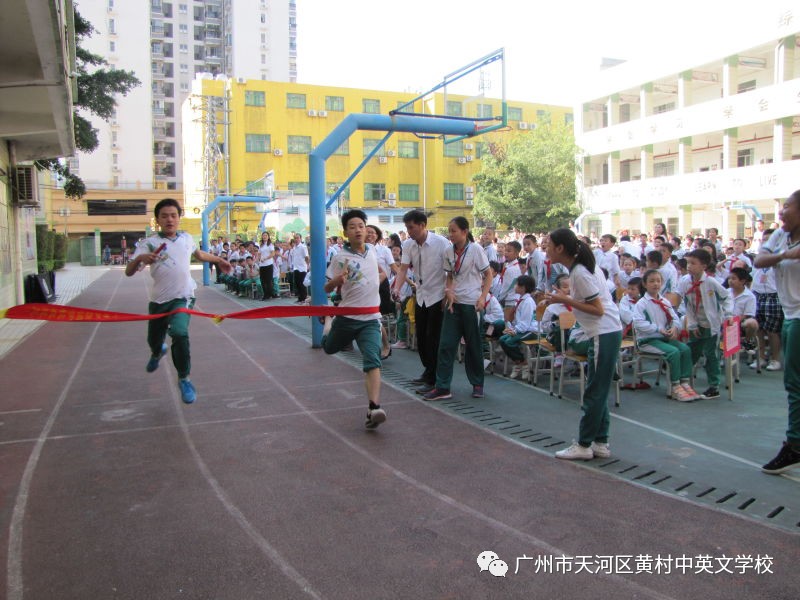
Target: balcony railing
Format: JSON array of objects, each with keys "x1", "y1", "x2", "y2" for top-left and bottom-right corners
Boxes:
[{"x1": 583, "y1": 159, "x2": 800, "y2": 212}]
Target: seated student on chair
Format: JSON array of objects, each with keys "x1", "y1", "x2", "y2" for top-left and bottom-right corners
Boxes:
[
  {"x1": 618, "y1": 276, "x2": 642, "y2": 328},
  {"x1": 499, "y1": 275, "x2": 537, "y2": 380},
  {"x1": 727, "y1": 267, "x2": 759, "y2": 347},
  {"x1": 633, "y1": 269, "x2": 701, "y2": 402},
  {"x1": 482, "y1": 291, "x2": 505, "y2": 340},
  {"x1": 538, "y1": 274, "x2": 572, "y2": 349}
]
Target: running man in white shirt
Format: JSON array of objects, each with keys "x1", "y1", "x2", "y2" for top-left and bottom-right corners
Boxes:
[{"x1": 126, "y1": 199, "x2": 231, "y2": 404}]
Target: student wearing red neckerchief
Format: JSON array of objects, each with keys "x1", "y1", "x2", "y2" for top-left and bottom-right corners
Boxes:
[
  {"x1": 497, "y1": 241, "x2": 523, "y2": 322},
  {"x1": 677, "y1": 249, "x2": 733, "y2": 401},
  {"x1": 422, "y1": 217, "x2": 492, "y2": 401},
  {"x1": 634, "y1": 270, "x2": 700, "y2": 402}
]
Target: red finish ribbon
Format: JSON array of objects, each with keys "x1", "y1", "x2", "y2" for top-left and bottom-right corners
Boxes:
[{"x1": 0, "y1": 303, "x2": 380, "y2": 324}]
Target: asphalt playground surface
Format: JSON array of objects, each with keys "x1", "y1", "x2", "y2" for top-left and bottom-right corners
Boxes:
[{"x1": 0, "y1": 267, "x2": 797, "y2": 599}]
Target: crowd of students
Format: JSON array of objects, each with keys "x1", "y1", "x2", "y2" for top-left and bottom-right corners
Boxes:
[{"x1": 199, "y1": 198, "x2": 798, "y2": 475}]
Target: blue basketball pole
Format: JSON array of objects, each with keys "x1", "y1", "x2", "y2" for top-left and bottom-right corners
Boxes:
[{"x1": 309, "y1": 113, "x2": 478, "y2": 347}]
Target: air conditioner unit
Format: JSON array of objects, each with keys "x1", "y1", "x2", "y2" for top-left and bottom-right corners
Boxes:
[
  {"x1": 273, "y1": 148, "x2": 283, "y2": 156},
  {"x1": 111, "y1": 119, "x2": 118, "y2": 126},
  {"x1": 465, "y1": 186, "x2": 474, "y2": 193},
  {"x1": 111, "y1": 142, "x2": 118, "y2": 148},
  {"x1": 387, "y1": 192, "x2": 397, "y2": 200},
  {"x1": 465, "y1": 192, "x2": 474, "y2": 200},
  {"x1": 318, "y1": 110, "x2": 328, "y2": 117},
  {"x1": 465, "y1": 198, "x2": 474, "y2": 206},
  {"x1": 307, "y1": 109, "x2": 317, "y2": 117},
  {"x1": 386, "y1": 149, "x2": 396, "y2": 157},
  {"x1": 387, "y1": 198, "x2": 396, "y2": 207},
  {"x1": 465, "y1": 155, "x2": 473, "y2": 162},
  {"x1": 464, "y1": 143, "x2": 474, "y2": 150},
  {"x1": 457, "y1": 157, "x2": 466, "y2": 164},
  {"x1": 237, "y1": 77, "x2": 246, "y2": 83},
  {"x1": 378, "y1": 156, "x2": 388, "y2": 164},
  {"x1": 518, "y1": 122, "x2": 528, "y2": 129},
  {"x1": 13, "y1": 166, "x2": 39, "y2": 206}
]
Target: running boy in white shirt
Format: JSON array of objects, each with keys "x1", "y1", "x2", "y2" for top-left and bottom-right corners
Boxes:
[{"x1": 322, "y1": 209, "x2": 387, "y2": 429}]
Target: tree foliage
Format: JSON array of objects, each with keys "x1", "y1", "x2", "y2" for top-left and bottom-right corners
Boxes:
[
  {"x1": 35, "y1": 9, "x2": 140, "y2": 198},
  {"x1": 472, "y1": 115, "x2": 581, "y2": 233}
]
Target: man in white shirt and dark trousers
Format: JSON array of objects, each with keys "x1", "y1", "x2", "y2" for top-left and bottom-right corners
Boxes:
[
  {"x1": 290, "y1": 233, "x2": 309, "y2": 303},
  {"x1": 392, "y1": 210, "x2": 449, "y2": 393}
]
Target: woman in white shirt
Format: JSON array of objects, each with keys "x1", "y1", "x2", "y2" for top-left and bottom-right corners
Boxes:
[
  {"x1": 257, "y1": 231, "x2": 276, "y2": 300},
  {"x1": 544, "y1": 228, "x2": 622, "y2": 461}
]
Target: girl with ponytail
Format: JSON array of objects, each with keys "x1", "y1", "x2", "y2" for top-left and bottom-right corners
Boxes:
[{"x1": 543, "y1": 228, "x2": 623, "y2": 461}]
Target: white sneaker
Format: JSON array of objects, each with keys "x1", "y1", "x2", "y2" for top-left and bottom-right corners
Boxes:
[
  {"x1": 391, "y1": 340, "x2": 408, "y2": 349},
  {"x1": 555, "y1": 442, "x2": 593, "y2": 460},
  {"x1": 519, "y1": 366, "x2": 530, "y2": 381},
  {"x1": 766, "y1": 360, "x2": 782, "y2": 371},
  {"x1": 749, "y1": 359, "x2": 766, "y2": 370},
  {"x1": 590, "y1": 442, "x2": 610, "y2": 458},
  {"x1": 509, "y1": 364, "x2": 522, "y2": 379}
]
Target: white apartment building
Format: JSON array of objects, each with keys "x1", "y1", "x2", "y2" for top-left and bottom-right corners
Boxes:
[
  {"x1": 575, "y1": 6, "x2": 800, "y2": 242},
  {"x1": 71, "y1": 0, "x2": 296, "y2": 192}
]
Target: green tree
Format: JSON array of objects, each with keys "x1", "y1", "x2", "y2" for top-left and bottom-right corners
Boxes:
[
  {"x1": 472, "y1": 115, "x2": 581, "y2": 232},
  {"x1": 36, "y1": 9, "x2": 140, "y2": 198}
]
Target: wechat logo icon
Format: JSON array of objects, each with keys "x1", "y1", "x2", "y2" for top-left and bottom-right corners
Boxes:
[{"x1": 477, "y1": 551, "x2": 508, "y2": 577}]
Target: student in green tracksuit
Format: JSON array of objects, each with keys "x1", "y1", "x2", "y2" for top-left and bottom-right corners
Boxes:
[
  {"x1": 543, "y1": 228, "x2": 623, "y2": 461},
  {"x1": 422, "y1": 217, "x2": 493, "y2": 401},
  {"x1": 756, "y1": 190, "x2": 800, "y2": 474}
]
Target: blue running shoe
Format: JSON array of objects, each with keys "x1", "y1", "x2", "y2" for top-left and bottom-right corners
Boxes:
[
  {"x1": 179, "y1": 379, "x2": 196, "y2": 404},
  {"x1": 146, "y1": 343, "x2": 168, "y2": 373}
]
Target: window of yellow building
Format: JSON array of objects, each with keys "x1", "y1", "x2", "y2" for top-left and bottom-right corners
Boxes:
[
  {"x1": 363, "y1": 138, "x2": 384, "y2": 157},
  {"x1": 288, "y1": 135, "x2": 312, "y2": 154},
  {"x1": 364, "y1": 183, "x2": 385, "y2": 201},
  {"x1": 245, "y1": 90, "x2": 266, "y2": 106},
  {"x1": 287, "y1": 93, "x2": 306, "y2": 109},
  {"x1": 508, "y1": 106, "x2": 523, "y2": 121},
  {"x1": 327, "y1": 182, "x2": 350, "y2": 201},
  {"x1": 399, "y1": 184, "x2": 419, "y2": 202},
  {"x1": 288, "y1": 182, "x2": 309, "y2": 194},
  {"x1": 245, "y1": 134, "x2": 271, "y2": 153},
  {"x1": 446, "y1": 101, "x2": 463, "y2": 117},
  {"x1": 443, "y1": 140, "x2": 464, "y2": 158},
  {"x1": 398, "y1": 140, "x2": 418, "y2": 159},
  {"x1": 477, "y1": 103, "x2": 493, "y2": 119},
  {"x1": 362, "y1": 98, "x2": 380, "y2": 114},
  {"x1": 333, "y1": 140, "x2": 349, "y2": 156},
  {"x1": 444, "y1": 183, "x2": 464, "y2": 201},
  {"x1": 396, "y1": 100, "x2": 416, "y2": 112},
  {"x1": 325, "y1": 96, "x2": 344, "y2": 111}
]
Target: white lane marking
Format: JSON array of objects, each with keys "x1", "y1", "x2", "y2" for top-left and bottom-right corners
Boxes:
[
  {"x1": 0, "y1": 410, "x2": 41, "y2": 416},
  {"x1": 610, "y1": 413, "x2": 800, "y2": 483},
  {"x1": 7, "y1": 273, "x2": 124, "y2": 600},
  {"x1": 165, "y1": 367, "x2": 323, "y2": 599},
  {"x1": 218, "y1": 311, "x2": 677, "y2": 600}
]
